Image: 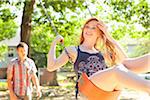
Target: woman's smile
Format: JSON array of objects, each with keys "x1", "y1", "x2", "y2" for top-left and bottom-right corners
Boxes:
[{"x1": 85, "y1": 32, "x2": 93, "y2": 36}]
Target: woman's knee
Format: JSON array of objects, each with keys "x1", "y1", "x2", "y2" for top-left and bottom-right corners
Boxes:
[
  {"x1": 112, "y1": 64, "x2": 129, "y2": 76},
  {"x1": 146, "y1": 83, "x2": 150, "y2": 93}
]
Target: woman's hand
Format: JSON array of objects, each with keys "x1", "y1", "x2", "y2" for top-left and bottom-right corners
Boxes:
[
  {"x1": 96, "y1": 21, "x2": 115, "y2": 44},
  {"x1": 53, "y1": 35, "x2": 64, "y2": 44}
]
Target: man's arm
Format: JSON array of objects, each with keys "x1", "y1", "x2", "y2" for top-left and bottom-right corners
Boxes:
[
  {"x1": 31, "y1": 73, "x2": 40, "y2": 91},
  {"x1": 7, "y1": 65, "x2": 18, "y2": 100},
  {"x1": 31, "y1": 73, "x2": 41, "y2": 98}
]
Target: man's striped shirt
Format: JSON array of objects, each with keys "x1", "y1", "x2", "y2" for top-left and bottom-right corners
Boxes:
[{"x1": 7, "y1": 58, "x2": 37, "y2": 96}]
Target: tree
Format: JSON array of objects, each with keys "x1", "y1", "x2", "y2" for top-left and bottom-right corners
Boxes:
[{"x1": 20, "y1": 0, "x2": 35, "y2": 56}]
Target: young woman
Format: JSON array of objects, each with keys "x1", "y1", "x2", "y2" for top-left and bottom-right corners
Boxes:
[{"x1": 47, "y1": 18, "x2": 150, "y2": 99}]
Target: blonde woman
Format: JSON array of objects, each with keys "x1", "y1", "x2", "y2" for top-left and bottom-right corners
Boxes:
[{"x1": 47, "y1": 18, "x2": 150, "y2": 99}]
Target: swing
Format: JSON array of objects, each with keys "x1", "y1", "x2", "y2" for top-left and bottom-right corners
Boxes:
[
  {"x1": 78, "y1": 73, "x2": 121, "y2": 100},
  {"x1": 39, "y1": 0, "x2": 121, "y2": 99}
]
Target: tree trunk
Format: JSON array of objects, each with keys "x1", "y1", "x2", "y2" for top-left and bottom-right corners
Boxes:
[
  {"x1": 20, "y1": 0, "x2": 58, "y2": 86},
  {"x1": 39, "y1": 69, "x2": 59, "y2": 86},
  {"x1": 20, "y1": 0, "x2": 35, "y2": 56}
]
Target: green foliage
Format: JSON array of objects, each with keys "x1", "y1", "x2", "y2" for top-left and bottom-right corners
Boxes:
[
  {"x1": 31, "y1": 24, "x2": 53, "y2": 52},
  {"x1": 42, "y1": 0, "x2": 85, "y2": 13},
  {"x1": 0, "y1": 19, "x2": 18, "y2": 41},
  {"x1": 129, "y1": 39, "x2": 150, "y2": 57},
  {"x1": 30, "y1": 24, "x2": 51, "y2": 67},
  {"x1": 0, "y1": 2, "x2": 18, "y2": 41},
  {"x1": 0, "y1": 8, "x2": 17, "y2": 21},
  {"x1": 0, "y1": 1, "x2": 18, "y2": 61},
  {"x1": 30, "y1": 0, "x2": 85, "y2": 67},
  {"x1": 0, "y1": 45, "x2": 8, "y2": 60},
  {"x1": 29, "y1": 0, "x2": 149, "y2": 68},
  {"x1": 31, "y1": 17, "x2": 81, "y2": 67},
  {"x1": 105, "y1": 0, "x2": 149, "y2": 39},
  {"x1": 106, "y1": 0, "x2": 149, "y2": 25},
  {"x1": 31, "y1": 50, "x2": 47, "y2": 68}
]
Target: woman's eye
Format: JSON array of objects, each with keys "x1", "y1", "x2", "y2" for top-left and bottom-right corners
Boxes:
[
  {"x1": 85, "y1": 26, "x2": 89, "y2": 28},
  {"x1": 85, "y1": 26, "x2": 96, "y2": 30},
  {"x1": 91, "y1": 27, "x2": 96, "y2": 30}
]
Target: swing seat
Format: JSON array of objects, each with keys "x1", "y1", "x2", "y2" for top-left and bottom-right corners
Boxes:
[{"x1": 78, "y1": 73, "x2": 121, "y2": 100}]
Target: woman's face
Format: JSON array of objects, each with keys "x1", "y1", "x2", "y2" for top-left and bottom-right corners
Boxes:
[{"x1": 83, "y1": 20, "x2": 102, "y2": 41}]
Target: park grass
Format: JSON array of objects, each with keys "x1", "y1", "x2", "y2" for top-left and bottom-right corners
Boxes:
[{"x1": 0, "y1": 81, "x2": 7, "y2": 91}]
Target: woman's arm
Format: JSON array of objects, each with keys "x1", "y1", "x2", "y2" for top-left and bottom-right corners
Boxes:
[
  {"x1": 47, "y1": 35, "x2": 77, "y2": 72},
  {"x1": 122, "y1": 53, "x2": 150, "y2": 73},
  {"x1": 97, "y1": 21, "x2": 149, "y2": 73},
  {"x1": 97, "y1": 22, "x2": 128, "y2": 61}
]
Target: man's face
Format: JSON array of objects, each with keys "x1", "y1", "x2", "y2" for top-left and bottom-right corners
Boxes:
[{"x1": 17, "y1": 47, "x2": 28, "y2": 59}]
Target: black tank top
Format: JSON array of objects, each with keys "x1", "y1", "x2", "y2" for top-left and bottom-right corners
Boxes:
[
  {"x1": 74, "y1": 46, "x2": 108, "y2": 77},
  {"x1": 73, "y1": 46, "x2": 108, "y2": 98}
]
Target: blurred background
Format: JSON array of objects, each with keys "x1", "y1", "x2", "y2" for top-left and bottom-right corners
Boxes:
[{"x1": 0, "y1": 0, "x2": 149, "y2": 99}]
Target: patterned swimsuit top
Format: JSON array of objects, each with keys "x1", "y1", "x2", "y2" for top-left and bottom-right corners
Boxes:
[{"x1": 74, "y1": 46, "x2": 108, "y2": 77}]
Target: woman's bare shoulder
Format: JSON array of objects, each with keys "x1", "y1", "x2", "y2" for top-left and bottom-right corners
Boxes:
[
  {"x1": 65, "y1": 45, "x2": 78, "y2": 54},
  {"x1": 65, "y1": 46, "x2": 78, "y2": 62}
]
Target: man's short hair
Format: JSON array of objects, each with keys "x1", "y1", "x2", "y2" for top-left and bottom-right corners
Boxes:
[{"x1": 17, "y1": 42, "x2": 28, "y2": 49}]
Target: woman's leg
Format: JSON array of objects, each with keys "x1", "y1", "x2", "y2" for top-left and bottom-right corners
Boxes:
[
  {"x1": 89, "y1": 64, "x2": 150, "y2": 93},
  {"x1": 79, "y1": 92, "x2": 88, "y2": 100}
]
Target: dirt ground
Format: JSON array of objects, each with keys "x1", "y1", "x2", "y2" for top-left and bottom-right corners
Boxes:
[{"x1": 1, "y1": 85, "x2": 150, "y2": 100}]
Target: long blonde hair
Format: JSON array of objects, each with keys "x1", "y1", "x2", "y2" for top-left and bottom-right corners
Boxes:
[{"x1": 80, "y1": 18, "x2": 123, "y2": 66}]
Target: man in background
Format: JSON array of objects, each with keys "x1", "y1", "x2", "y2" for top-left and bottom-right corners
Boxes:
[{"x1": 7, "y1": 42, "x2": 41, "y2": 100}]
